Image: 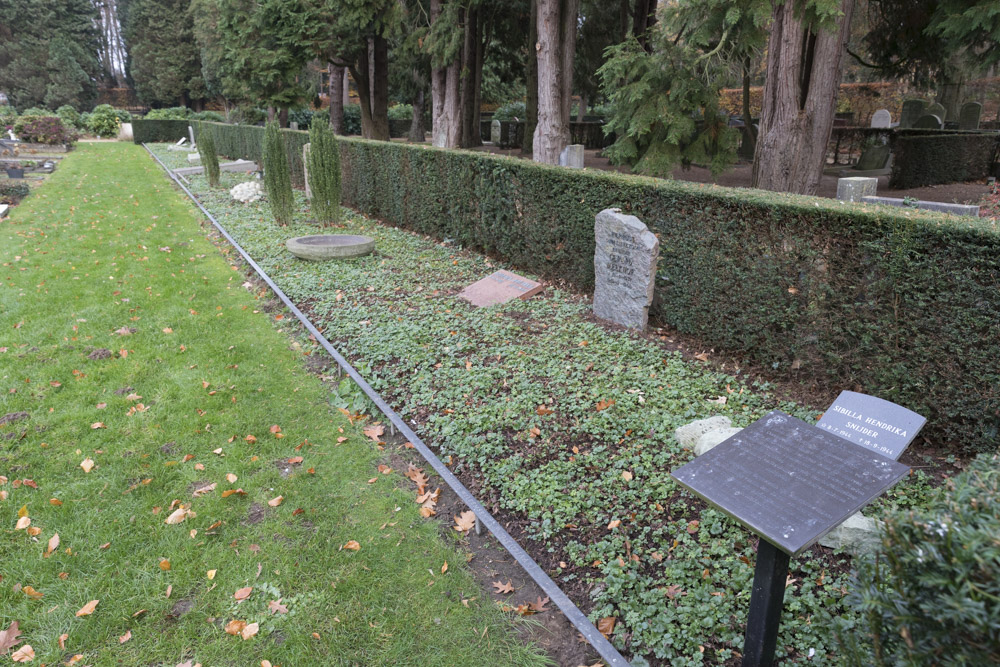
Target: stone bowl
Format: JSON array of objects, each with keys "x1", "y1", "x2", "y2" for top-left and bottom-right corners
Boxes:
[{"x1": 286, "y1": 234, "x2": 375, "y2": 261}]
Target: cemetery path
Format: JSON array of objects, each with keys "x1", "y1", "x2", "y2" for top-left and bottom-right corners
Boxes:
[{"x1": 0, "y1": 142, "x2": 549, "y2": 667}]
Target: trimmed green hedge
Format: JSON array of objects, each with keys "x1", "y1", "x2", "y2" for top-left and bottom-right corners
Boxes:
[
  {"x1": 133, "y1": 120, "x2": 1000, "y2": 451},
  {"x1": 189, "y1": 121, "x2": 309, "y2": 188},
  {"x1": 132, "y1": 119, "x2": 189, "y2": 144},
  {"x1": 890, "y1": 132, "x2": 1000, "y2": 188}
]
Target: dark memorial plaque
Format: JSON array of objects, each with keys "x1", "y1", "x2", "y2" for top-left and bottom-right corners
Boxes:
[
  {"x1": 816, "y1": 390, "x2": 926, "y2": 460},
  {"x1": 671, "y1": 410, "x2": 909, "y2": 556}
]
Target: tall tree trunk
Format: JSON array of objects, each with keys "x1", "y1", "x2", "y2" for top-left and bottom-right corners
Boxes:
[
  {"x1": 460, "y1": 6, "x2": 479, "y2": 147},
  {"x1": 576, "y1": 92, "x2": 587, "y2": 122},
  {"x1": 739, "y1": 58, "x2": 756, "y2": 158},
  {"x1": 559, "y1": 0, "x2": 578, "y2": 129},
  {"x1": 409, "y1": 83, "x2": 426, "y2": 142},
  {"x1": 370, "y1": 33, "x2": 390, "y2": 140},
  {"x1": 471, "y1": 9, "x2": 488, "y2": 147},
  {"x1": 523, "y1": 0, "x2": 538, "y2": 155},
  {"x1": 268, "y1": 106, "x2": 276, "y2": 123},
  {"x1": 533, "y1": 0, "x2": 574, "y2": 163},
  {"x1": 632, "y1": 0, "x2": 658, "y2": 52},
  {"x1": 278, "y1": 107, "x2": 289, "y2": 128},
  {"x1": 430, "y1": 0, "x2": 461, "y2": 148},
  {"x1": 329, "y1": 62, "x2": 345, "y2": 133},
  {"x1": 751, "y1": 0, "x2": 855, "y2": 195},
  {"x1": 350, "y1": 49, "x2": 374, "y2": 139},
  {"x1": 936, "y1": 56, "x2": 965, "y2": 121}
]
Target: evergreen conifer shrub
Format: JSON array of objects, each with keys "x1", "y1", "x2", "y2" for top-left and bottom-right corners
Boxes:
[
  {"x1": 197, "y1": 126, "x2": 220, "y2": 187},
  {"x1": 308, "y1": 118, "x2": 341, "y2": 225},
  {"x1": 262, "y1": 120, "x2": 293, "y2": 225}
]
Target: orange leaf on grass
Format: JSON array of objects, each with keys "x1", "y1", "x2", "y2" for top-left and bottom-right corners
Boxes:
[
  {"x1": 342, "y1": 540, "x2": 360, "y2": 551},
  {"x1": 224, "y1": 619, "x2": 246, "y2": 636},
  {"x1": 44, "y1": 533, "x2": 59, "y2": 557},
  {"x1": 492, "y1": 580, "x2": 514, "y2": 594},
  {"x1": 453, "y1": 511, "x2": 476, "y2": 533},
  {"x1": 240, "y1": 622, "x2": 259, "y2": 640},
  {"x1": 233, "y1": 587, "x2": 253, "y2": 601},
  {"x1": 267, "y1": 496, "x2": 283, "y2": 507},
  {"x1": 597, "y1": 616, "x2": 616, "y2": 638},
  {"x1": 119, "y1": 630, "x2": 131, "y2": 644},
  {"x1": 0, "y1": 620, "x2": 21, "y2": 654},
  {"x1": 10, "y1": 645, "x2": 33, "y2": 663},
  {"x1": 75, "y1": 600, "x2": 99, "y2": 617}
]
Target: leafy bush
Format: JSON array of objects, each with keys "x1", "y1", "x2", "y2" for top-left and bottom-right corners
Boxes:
[
  {"x1": 114, "y1": 108, "x2": 132, "y2": 123},
  {"x1": 18, "y1": 107, "x2": 50, "y2": 118},
  {"x1": 132, "y1": 119, "x2": 189, "y2": 144},
  {"x1": 144, "y1": 107, "x2": 190, "y2": 120},
  {"x1": 56, "y1": 105, "x2": 83, "y2": 129},
  {"x1": 262, "y1": 120, "x2": 294, "y2": 225},
  {"x1": 836, "y1": 454, "x2": 1000, "y2": 665},
  {"x1": 492, "y1": 101, "x2": 526, "y2": 121},
  {"x1": 189, "y1": 110, "x2": 224, "y2": 122},
  {"x1": 288, "y1": 107, "x2": 314, "y2": 129},
  {"x1": 0, "y1": 105, "x2": 17, "y2": 128},
  {"x1": 0, "y1": 180, "x2": 30, "y2": 204},
  {"x1": 387, "y1": 103, "x2": 413, "y2": 121},
  {"x1": 308, "y1": 117, "x2": 340, "y2": 225},
  {"x1": 342, "y1": 104, "x2": 362, "y2": 135},
  {"x1": 87, "y1": 104, "x2": 121, "y2": 138},
  {"x1": 229, "y1": 106, "x2": 267, "y2": 126},
  {"x1": 889, "y1": 131, "x2": 1000, "y2": 188},
  {"x1": 198, "y1": 126, "x2": 220, "y2": 187},
  {"x1": 15, "y1": 116, "x2": 75, "y2": 144}
]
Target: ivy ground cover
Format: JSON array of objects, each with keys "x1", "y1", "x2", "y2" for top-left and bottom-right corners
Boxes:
[
  {"x1": 0, "y1": 143, "x2": 548, "y2": 666},
  {"x1": 146, "y1": 143, "x2": 943, "y2": 665}
]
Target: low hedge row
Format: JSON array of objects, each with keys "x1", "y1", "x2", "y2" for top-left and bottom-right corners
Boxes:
[
  {"x1": 133, "y1": 119, "x2": 1000, "y2": 451},
  {"x1": 890, "y1": 131, "x2": 1000, "y2": 188},
  {"x1": 190, "y1": 121, "x2": 309, "y2": 188},
  {"x1": 132, "y1": 119, "x2": 190, "y2": 144}
]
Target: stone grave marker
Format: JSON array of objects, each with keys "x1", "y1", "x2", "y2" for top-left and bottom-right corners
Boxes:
[
  {"x1": 592, "y1": 209, "x2": 659, "y2": 332},
  {"x1": 188, "y1": 125, "x2": 196, "y2": 148},
  {"x1": 855, "y1": 144, "x2": 890, "y2": 171},
  {"x1": 290, "y1": 121, "x2": 299, "y2": 131},
  {"x1": 672, "y1": 410, "x2": 909, "y2": 665},
  {"x1": 959, "y1": 101, "x2": 983, "y2": 130},
  {"x1": 302, "y1": 143, "x2": 311, "y2": 199},
  {"x1": 490, "y1": 119, "x2": 501, "y2": 145},
  {"x1": 899, "y1": 99, "x2": 927, "y2": 128},
  {"x1": 870, "y1": 109, "x2": 892, "y2": 128},
  {"x1": 925, "y1": 102, "x2": 947, "y2": 121},
  {"x1": 817, "y1": 390, "x2": 926, "y2": 460},
  {"x1": 559, "y1": 144, "x2": 584, "y2": 168},
  {"x1": 176, "y1": 137, "x2": 187, "y2": 146},
  {"x1": 836, "y1": 177, "x2": 877, "y2": 203},
  {"x1": 186, "y1": 153, "x2": 201, "y2": 164},
  {"x1": 286, "y1": 235, "x2": 375, "y2": 261},
  {"x1": 913, "y1": 114, "x2": 943, "y2": 129},
  {"x1": 459, "y1": 270, "x2": 544, "y2": 308}
]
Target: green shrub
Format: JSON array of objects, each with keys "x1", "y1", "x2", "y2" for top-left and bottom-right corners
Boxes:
[
  {"x1": 493, "y1": 101, "x2": 526, "y2": 121},
  {"x1": 0, "y1": 180, "x2": 30, "y2": 204},
  {"x1": 55, "y1": 105, "x2": 83, "y2": 129},
  {"x1": 342, "y1": 104, "x2": 362, "y2": 135},
  {"x1": 114, "y1": 108, "x2": 132, "y2": 123},
  {"x1": 288, "y1": 107, "x2": 314, "y2": 128},
  {"x1": 88, "y1": 104, "x2": 120, "y2": 138},
  {"x1": 132, "y1": 119, "x2": 189, "y2": 144},
  {"x1": 0, "y1": 105, "x2": 17, "y2": 128},
  {"x1": 188, "y1": 121, "x2": 309, "y2": 188},
  {"x1": 889, "y1": 132, "x2": 1000, "y2": 188},
  {"x1": 15, "y1": 116, "x2": 75, "y2": 145},
  {"x1": 835, "y1": 454, "x2": 1000, "y2": 665},
  {"x1": 144, "y1": 106, "x2": 190, "y2": 120},
  {"x1": 262, "y1": 120, "x2": 294, "y2": 225},
  {"x1": 13, "y1": 113, "x2": 54, "y2": 138},
  {"x1": 198, "y1": 126, "x2": 220, "y2": 187},
  {"x1": 229, "y1": 106, "x2": 267, "y2": 126},
  {"x1": 308, "y1": 117, "x2": 340, "y2": 225},
  {"x1": 190, "y1": 110, "x2": 224, "y2": 122},
  {"x1": 387, "y1": 103, "x2": 413, "y2": 121},
  {"x1": 18, "y1": 107, "x2": 49, "y2": 118}
]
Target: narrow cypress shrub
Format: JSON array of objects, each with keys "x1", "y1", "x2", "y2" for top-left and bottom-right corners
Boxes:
[
  {"x1": 308, "y1": 117, "x2": 341, "y2": 225},
  {"x1": 262, "y1": 120, "x2": 294, "y2": 225},
  {"x1": 197, "y1": 126, "x2": 220, "y2": 187}
]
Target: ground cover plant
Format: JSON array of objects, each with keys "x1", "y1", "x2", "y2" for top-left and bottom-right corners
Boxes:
[
  {"x1": 147, "y1": 142, "x2": 948, "y2": 664},
  {"x1": 0, "y1": 143, "x2": 549, "y2": 667}
]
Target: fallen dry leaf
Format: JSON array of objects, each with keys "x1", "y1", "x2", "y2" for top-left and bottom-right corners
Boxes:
[
  {"x1": 621, "y1": 471, "x2": 633, "y2": 482},
  {"x1": 342, "y1": 540, "x2": 361, "y2": 551},
  {"x1": 441, "y1": 561, "x2": 448, "y2": 574},
  {"x1": 240, "y1": 622, "x2": 259, "y2": 640},
  {"x1": 119, "y1": 630, "x2": 131, "y2": 644},
  {"x1": 44, "y1": 533, "x2": 60, "y2": 557},
  {"x1": 159, "y1": 559, "x2": 171, "y2": 571},
  {"x1": 90, "y1": 422, "x2": 106, "y2": 430},
  {"x1": 224, "y1": 619, "x2": 246, "y2": 636},
  {"x1": 22, "y1": 586, "x2": 43, "y2": 600},
  {"x1": 75, "y1": 600, "x2": 99, "y2": 617},
  {"x1": 528, "y1": 596, "x2": 550, "y2": 612},
  {"x1": 536, "y1": 405, "x2": 553, "y2": 416},
  {"x1": 192, "y1": 483, "x2": 216, "y2": 497},
  {"x1": 233, "y1": 587, "x2": 253, "y2": 601},
  {"x1": 66, "y1": 654, "x2": 84, "y2": 665},
  {"x1": 595, "y1": 399, "x2": 616, "y2": 411},
  {"x1": 10, "y1": 644, "x2": 33, "y2": 663},
  {"x1": 607, "y1": 519, "x2": 621, "y2": 529},
  {"x1": 492, "y1": 580, "x2": 514, "y2": 594},
  {"x1": 267, "y1": 496, "x2": 283, "y2": 507},
  {"x1": 80, "y1": 458, "x2": 95, "y2": 473},
  {"x1": 164, "y1": 507, "x2": 193, "y2": 525},
  {"x1": 267, "y1": 599, "x2": 288, "y2": 614},
  {"x1": 207, "y1": 570, "x2": 217, "y2": 580},
  {"x1": 15, "y1": 516, "x2": 30, "y2": 530},
  {"x1": 377, "y1": 464, "x2": 392, "y2": 475},
  {"x1": 221, "y1": 488, "x2": 246, "y2": 498},
  {"x1": 453, "y1": 511, "x2": 476, "y2": 533},
  {"x1": 597, "y1": 616, "x2": 616, "y2": 638},
  {"x1": 225, "y1": 473, "x2": 237, "y2": 483},
  {"x1": 363, "y1": 423, "x2": 384, "y2": 442},
  {"x1": 0, "y1": 620, "x2": 21, "y2": 655},
  {"x1": 57, "y1": 633, "x2": 67, "y2": 650}
]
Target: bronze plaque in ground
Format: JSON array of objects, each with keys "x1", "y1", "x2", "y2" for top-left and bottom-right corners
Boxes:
[
  {"x1": 459, "y1": 270, "x2": 543, "y2": 307},
  {"x1": 671, "y1": 411, "x2": 909, "y2": 556}
]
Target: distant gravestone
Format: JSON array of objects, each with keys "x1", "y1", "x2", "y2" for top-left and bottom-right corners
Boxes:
[
  {"x1": 855, "y1": 144, "x2": 891, "y2": 171},
  {"x1": 925, "y1": 102, "x2": 947, "y2": 120},
  {"x1": 899, "y1": 99, "x2": 927, "y2": 128},
  {"x1": 959, "y1": 102, "x2": 983, "y2": 130},
  {"x1": 817, "y1": 390, "x2": 926, "y2": 459},
  {"x1": 559, "y1": 144, "x2": 584, "y2": 169},
  {"x1": 290, "y1": 121, "x2": 299, "y2": 131},
  {"x1": 186, "y1": 152, "x2": 201, "y2": 164},
  {"x1": 870, "y1": 109, "x2": 891, "y2": 128},
  {"x1": 175, "y1": 137, "x2": 187, "y2": 146},
  {"x1": 490, "y1": 119, "x2": 501, "y2": 145},
  {"x1": 836, "y1": 177, "x2": 878, "y2": 203},
  {"x1": 459, "y1": 270, "x2": 544, "y2": 307},
  {"x1": 302, "y1": 143, "x2": 311, "y2": 199},
  {"x1": 914, "y1": 114, "x2": 943, "y2": 129},
  {"x1": 592, "y1": 208, "x2": 659, "y2": 332},
  {"x1": 188, "y1": 125, "x2": 196, "y2": 147}
]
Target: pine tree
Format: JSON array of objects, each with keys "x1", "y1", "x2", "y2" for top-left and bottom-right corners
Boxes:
[
  {"x1": 308, "y1": 117, "x2": 341, "y2": 226},
  {"x1": 197, "y1": 125, "x2": 220, "y2": 187},
  {"x1": 263, "y1": 120, "x2": 294, "y2": 225}
]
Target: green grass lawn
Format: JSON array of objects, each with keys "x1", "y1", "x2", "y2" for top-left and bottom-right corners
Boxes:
[
  {"x1": 142, "y1": 141, "x2": 945, "y2": 665},
  {"x1": 0, "y1": 143, "x2": 548, "y2": 666}
]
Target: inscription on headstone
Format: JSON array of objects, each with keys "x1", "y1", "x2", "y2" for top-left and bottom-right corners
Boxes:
[
  {"x1": 899, "y1": 99, "x2": 927, "y2": 128},
  {"x1": 592, "y1": 209, "x2": 659, "y2": 332},
  {"x1": 459, "y1": 270, "x2": 544, "y2": 308},
  {"x1": 671, "y1": 411, "x2": 910, "y2": 556},
  {"x1": 870, "y1": 109, "x2": 891, "y2": 128},
  {"x1": 817, "y1": 390, "x2": 925, "y2": 459},
  {"x1": 959, "y1": 101, "x2": 983, "y2": 130}
]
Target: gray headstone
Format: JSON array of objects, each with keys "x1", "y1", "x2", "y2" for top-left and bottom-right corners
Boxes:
[
  {"x1": 490, "y1": 119, "x2": 501, "y2": 145},
  {"x1": 558, "y1": 144, "x2": 584, "y2": 169},
  {"x1": 186, "y1": 152, "x2": 201, "y2": 164},
  {"x1": 303, "y1": 143, "x2": 311, "y2": 199},
  {"x1": 959, "y1": 102, "x2": 982, "y2": 130},
  {"x1": 816, "y1": 390, "x2": 926, "y2": 460},
  {"x1": 118, "y1": 122, "x2": 133, "y2": 141},
  {"x1": 188, "y1": 125, "x2": 196, "y2": 148},
  {"x1": 290, "y1": 121, "x2": 299, "y2": 131},
  {"x1": 899, "y1": 99, "x2": 927, "y2": 128},
  {"x1": 925, "y1": 102, "x2": 946, "y2": 120},
  {"x1": 913, "y1": 114, "x2": 943, "y2": 129},
  {"x1": 592, "y1": 208, "x2": 660, "y2": 332},
  {"x1": 675, "y1": 416, "x2": 733, "y2": 449},
  {"x1": 837, "y1": 177, "x2": 878, "y2": 203},
  {"x1": 870, "y1": 109, "x2": 891, "y2": 128},
  {"x1": 855, "y1": 144, "x2": 891, "y2": 171}
]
